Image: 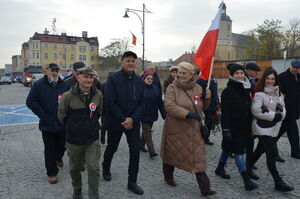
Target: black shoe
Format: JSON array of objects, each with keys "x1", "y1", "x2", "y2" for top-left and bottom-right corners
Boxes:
[
  {"x1": 103, "y1": 171, "x2": 111, "y2": 181},
  {"x1": 275, "y1": 155, "x2": 285, "y2": 163},
  {"x1": 127, "y1": 182, "x2": 144, "y2": 195},
  {"x1": 291, "y1": 153, "x2": 300, "y2": 159},
  {"x1": 248, "y1": 170, "x2": 259, "y2": 180},
  {"x1": 241, "y1": 171, "x2": 258, "y2": 191},
  {"x1": 73, "y1": 189, "x2": 82, "y2": 199},
  {"x1": 140, "y1": 147, "x2": 148, "y2": 152},
  {"x1": 275, "y1": 180, "x2": 294, "y2": 192},
  {"x1": 149, "y1": 152, "x2": 158, "y2": 159},
  {"x1": 215, "y1": 162, "x2": 230, "y2": 179},
  {"x1": 205, "y1": 141, "x2": 214, "y2": 145}
]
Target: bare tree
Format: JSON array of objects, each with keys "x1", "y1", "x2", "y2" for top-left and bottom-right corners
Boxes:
[{"x1": 283, "y1": 18, "x2": 300, "y2": 57}]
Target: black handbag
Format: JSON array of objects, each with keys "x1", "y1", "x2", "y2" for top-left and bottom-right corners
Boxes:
[
  {"x1": 257, "y1": 119, "x2": 275, "y2": 128},
  {"x1": 183, "y1": 90, "x2": 208, "y2": 139}
]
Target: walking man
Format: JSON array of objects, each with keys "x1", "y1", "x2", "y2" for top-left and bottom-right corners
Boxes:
[
  {"x1": 102, "y1": 51, "x2": 145, "y2": 195},
  {"x1": 26, "y1": 63, "x2": 69, "y2": 184},
  {"x1": 276, "y1": 60, "x2": 300, "y2": 160},
  {"x1": 58, "y1": 67, "x2": 103, "y2": 199}
]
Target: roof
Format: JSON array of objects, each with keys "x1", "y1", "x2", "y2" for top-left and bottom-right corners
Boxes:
[
  {"x1": 30, "y1": 32, "x2": 99, "y2": 46},
  {"x1": 232, "y1": 33, "x2": 249, "y2": 47},
  {"x1": 173, "y1": 52, "x2": 195, "y2": 65}
]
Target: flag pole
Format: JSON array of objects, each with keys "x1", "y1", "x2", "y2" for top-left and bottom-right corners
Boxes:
[{"x1": 207, "y1": 57, "x2": 215, "y2": 83}]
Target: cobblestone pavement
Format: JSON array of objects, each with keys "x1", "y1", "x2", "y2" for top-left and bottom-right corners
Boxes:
[{"x1": 0, "y1": 83, "x2": 300, "y2": 199}]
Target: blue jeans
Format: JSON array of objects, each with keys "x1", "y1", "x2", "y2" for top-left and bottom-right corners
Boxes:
[{"x1": 219, "y1": 151, "x2": 247, "y2": 173}]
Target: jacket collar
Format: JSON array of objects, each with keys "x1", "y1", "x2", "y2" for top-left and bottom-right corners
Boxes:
[
  {"x1": 121, "y1": 68, "x2": 135, "y2": 79},
  {"x1": 43, "y1": 75, "x2": 63, "y2": 86}
]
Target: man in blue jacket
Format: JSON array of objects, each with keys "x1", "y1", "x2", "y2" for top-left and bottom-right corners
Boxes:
[
  {"x1": 102, "y1": 51, "x2": 145, "y2": 195},
  {"x1": 26, "y1": 63, "x2": 69, "y2": 184}
]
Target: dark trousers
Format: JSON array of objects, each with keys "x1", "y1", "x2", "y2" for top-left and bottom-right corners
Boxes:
[
  {"x1": 245, "y1": 128, "x2": 255, "y2": 164},
  {"x1": 249, "y1": 136, "x2": 281, "y2": 181},
  {"x1": 276, "y1": 119, "x2": 300, "y2": 155},
  {"x1": 204, "y1": 112, "x2": 213, "y2": 142},
  {"x1": 102, "y1": 129, "x2": 140, "y2": 183},
  {"x1": 163, "y1": 162, "x2": 211, "y2": 189},
  {"x1": 140, "y1": 122, "x2": 155, "y2": 153},
  {"x1": 41, "y1": 131, "x2": 65, "y2": 176}
]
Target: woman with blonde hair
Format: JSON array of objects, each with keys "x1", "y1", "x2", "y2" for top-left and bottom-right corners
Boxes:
[{"x1": 160, "y1": 62, "x2": 216, "y2": 196}]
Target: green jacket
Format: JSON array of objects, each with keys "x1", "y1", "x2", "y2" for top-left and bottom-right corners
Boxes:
[{"x1": 58, "y1": 83, "x2": 103, "y2": 145}]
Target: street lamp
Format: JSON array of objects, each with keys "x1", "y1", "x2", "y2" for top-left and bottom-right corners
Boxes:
[{"x1": 123, "y1": 3, "x2": 152, "y2": 70}]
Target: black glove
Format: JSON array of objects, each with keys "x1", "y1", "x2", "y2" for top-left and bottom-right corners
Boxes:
[
  {"x1": 261, "y1": 105, "x2": 269, "y2": 113},
  {"x1": 186, "y1": 112, "x2": 201, "y2": 121},
  {"x1": 272, "y1": 113, "x2": 282, "y2": 123},
  {"x1": 222, "y1": 129, "x2": 233, "y2": 143},
  {"x1": 276, "y1": 104, "x2": 283, "y2": 112}
]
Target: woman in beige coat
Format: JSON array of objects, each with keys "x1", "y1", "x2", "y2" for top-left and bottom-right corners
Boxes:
[
  {"x1": 248, "y1": 68, "x2": 293, "y2": 192},
  {"x1": 160, "y1": 62, "x2": 216, "y2": 196}
]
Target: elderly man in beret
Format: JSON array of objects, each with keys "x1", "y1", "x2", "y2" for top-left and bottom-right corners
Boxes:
[
  {"x1": 245, "y1": 63, "x2": 261, "y2": 86},
  {"x1": 275, "y1": 60, "x2": 300, "y2": 161}
]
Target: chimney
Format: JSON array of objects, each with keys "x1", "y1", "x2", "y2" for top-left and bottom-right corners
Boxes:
[
  {"x1": 44, "y1": 28, "x2": 49, "y2": 35},
  {"x1": 61, "y1": 32, "x2": 67, "y2": 36},
  {"x1": 82, "y1": 31, "x2": 88, "y2": 38}
]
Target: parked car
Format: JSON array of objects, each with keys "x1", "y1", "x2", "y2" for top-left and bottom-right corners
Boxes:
[
  {"x1": 31, "y1": 73, "x2": 44, "y2": 86},
  {"x1": 0, "y1": 76, "x2": 12, "y2": 85}
]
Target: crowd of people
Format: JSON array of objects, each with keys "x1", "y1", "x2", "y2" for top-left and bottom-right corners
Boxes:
[{"x1": 26, "y1": 51, "x2": 300, "y2": 199}]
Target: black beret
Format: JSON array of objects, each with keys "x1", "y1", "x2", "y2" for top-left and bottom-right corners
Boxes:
[
  {"x1": 121, "y1": 51, "x2": 137, "y2": 60},
  {"x1": 245, "y1": 63, "x2": 261, "y2": 71},
  {"x1": 72, "y1": 62, "x2": 85, "y2": 71},
  {"x1": 227, "y1": 64, "x2": 245, "y2": 76},
  {"x1": 48, "y1": 63, "x2": 59, "y2": 69}
]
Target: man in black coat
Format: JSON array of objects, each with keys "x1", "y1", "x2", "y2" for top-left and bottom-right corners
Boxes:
[
  {"x1": 276, "y1": 60, "x2": 300, "y2": 159},
  {"x1": 196, "y1": 75, "x2": 219, "y2": 145},
  {"x1": 26, "y1": 63, "x2": 69, "y2": 184},
  {"x1": 102, "y1": 51, "x2": 145, "y2": 195}
]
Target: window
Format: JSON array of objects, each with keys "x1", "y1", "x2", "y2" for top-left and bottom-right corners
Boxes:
[
  {"x1": 36, "y1": 43, "x2": 39, "y2": 49},
  {"x1": 79, "y1": 46, "x2": 83, "y2": 51},
  {"x1": 54, "y1": 43, "x2": 57, "y2": 49},
  {"x1": 62, "y1": 44, "x2": 66, "y2": 49},
  {"x1": 82, "y1": 46, "x2": 86, "y2": 52},
  {"x1": 45, "y1": 53, "x2": 48, "y2": 59},
  {"x1": 54, "y1": 53, "x2": 57, "y2": 60},
  {"x1": 79, "y1": 55, "x2": 82, "y2": 60},
  {"x1": 36, "y1": 53, "x2": 39, "y2": 59},
  {"x1": 91, "y1": 56, "x2": 94, "y2": 61},
  {"x1": 32, "y1": 52, "x2": 35, "y2": 59},
  {"x1": 83, "y1": 55, "x2": 86, "y2": 61},
  {"x1": 44, "y1": 43, "x2": 48, "y2": 49},
  {"x1": 71, "y1": 45, "x2": 75, "y2": 50},
  {"x1": 62, "y1": 54, "x2": 66, "y2": 60},
  {"x1": 91, "y1": 46, "x2": 94, "y2": 51},
  {"x1": 71, "y1": 54, "x2": 74, "y2": 60},
  {"x1": 70, "y1": 37, "x2": 76, "y2": 42},
  {"x1": 32, "y1": 42, "x2": 35, "y2": 49}
]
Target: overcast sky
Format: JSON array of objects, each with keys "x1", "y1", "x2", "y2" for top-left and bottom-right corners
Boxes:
[{"x1": 0, "y1": 0, "x2": 299, "y2": 68}]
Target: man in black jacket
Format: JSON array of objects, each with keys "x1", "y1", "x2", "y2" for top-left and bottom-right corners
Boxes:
[
  {"x1": 102, "y1": 51, "x2": 145, "y2": 195},
  {"x1": 26, "y1": 63, "x2": 69, "y2": 184},
  {"x1": 58, "y1": 67, "x2": 103, "y2": 199},
  {"x1": 276, "y1": 60, "x2": 300, "y2": 159}
]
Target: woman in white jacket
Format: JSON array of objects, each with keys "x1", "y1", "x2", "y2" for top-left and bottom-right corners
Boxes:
[{"x1": 247, "y1": 67, "x2": 293, "y2": 192}]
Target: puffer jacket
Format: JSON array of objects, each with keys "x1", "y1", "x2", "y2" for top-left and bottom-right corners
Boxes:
[{"x1": 251, "y1": 86, "x2": 286, "y2": 137}]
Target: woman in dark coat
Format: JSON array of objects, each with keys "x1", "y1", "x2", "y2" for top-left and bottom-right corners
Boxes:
[
  {"x1": 140, "y1": 72, "x2": 166, "y2": 159},
  {"x1": 163, "y1": 66, "x2": 178, "y2": 94},
  {"x1": 215, "y1": 64, "x2": 258, "y2": 191}
]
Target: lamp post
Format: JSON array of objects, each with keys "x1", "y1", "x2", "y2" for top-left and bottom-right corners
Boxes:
[{"x1": 123, "y1": 3, "x2": 152, "y2": 70}]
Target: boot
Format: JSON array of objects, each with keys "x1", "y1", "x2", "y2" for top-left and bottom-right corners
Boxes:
[
  {"x1": 215, "y1": 162, "x2": 230, "y2": 179},
  {"x1": 149, "y1": 152, "x2": 158, "y2": 159},
  {"x1": 196, "y1": 172, "x2": 216, "y2": 196},
  {"x1": 246, "y1": 163, "x2": 259, "y2": 180},
  {"x1": 273, "y1": 172, "x2": 294, "y2": 192},
  {"x1": 72, "y1": 189, "x2": 82, "y2": 199},
  {"x1": 164, "y1": 178, "x2": 177, "y2": 187},
  {"x1": 127, "y1": 182, "x2": 144, "y2": 195},
  {"x1": 241, "y1": 171, "x2": 258, "y2": 191}
]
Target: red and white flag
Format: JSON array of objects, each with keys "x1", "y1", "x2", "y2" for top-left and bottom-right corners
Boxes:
[
  {"x1": 132, "y1": 33, "x2": 137, "y2": 46},
  {"x1": 193, "y1": 2, "x2": 223, "y2": 80}
]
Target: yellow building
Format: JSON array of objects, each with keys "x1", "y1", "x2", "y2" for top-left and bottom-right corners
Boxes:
[{"x1": 21, "y1": 30, "x2": 99, "y2": 69}]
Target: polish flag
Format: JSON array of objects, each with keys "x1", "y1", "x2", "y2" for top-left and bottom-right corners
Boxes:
[
  {"x1": 193, "y1": 2, "x2": 223, "y2": 80},
  {"x1": 132, "y1": 33, "x2": 137, "y2": 46}
]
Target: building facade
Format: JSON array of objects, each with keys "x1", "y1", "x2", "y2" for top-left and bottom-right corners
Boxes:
[
  {"x1": 12, "y1": 55, "x2": 22, "y2": 72},
  {"x1": 21, "y1": 30, "x2": 99, "y2": 69}
]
